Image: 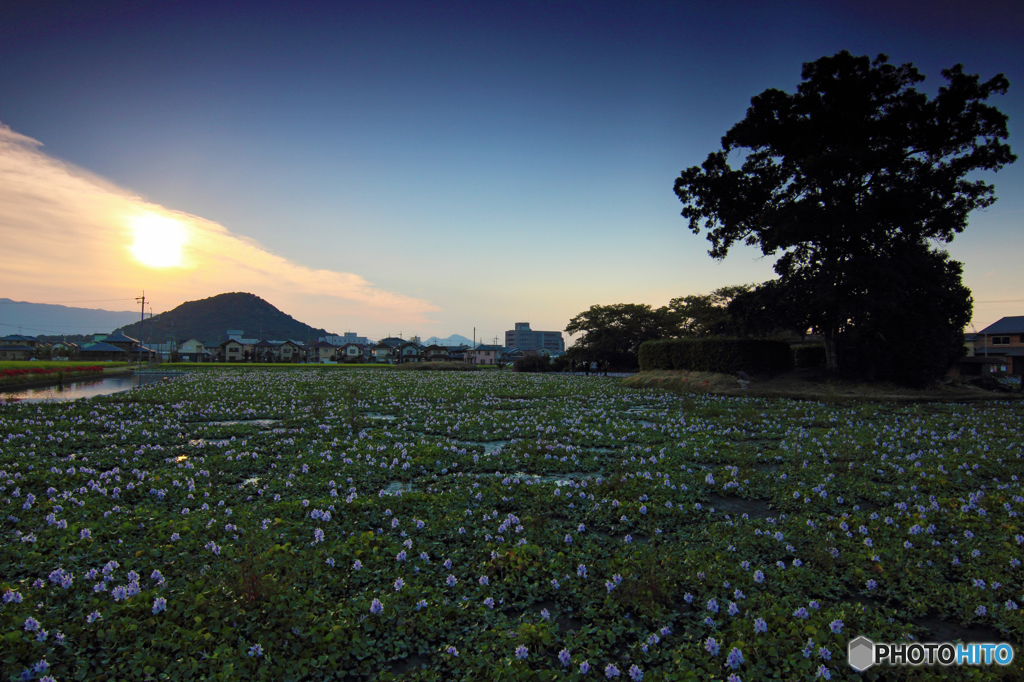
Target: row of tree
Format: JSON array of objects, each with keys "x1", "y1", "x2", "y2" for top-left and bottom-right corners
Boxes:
[{"x1": 567, "y1": 51, "x2": 1014, "y2": 386}]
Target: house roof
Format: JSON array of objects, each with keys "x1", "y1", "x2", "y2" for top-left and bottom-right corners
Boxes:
[
  {"x1": 80, "y1": 342, "x2": 127, "y2": 354},
  {"x1": 1, "y1": 334, "x2": 37, "y2": 342},
  {"x1": 310, "y1": 341, "x2": 336, "y2": 349},
  {"x1": 473, "y1": 345, "x2": 502, "y2": 351},
  {"x1": 0, "y1": 345, "x2": 36, "y2": 352},
  {"x1": 974, "y1": 316, "x2": 1024, "y2": 335},
  {"x1": 977, "y1": 348, "x2": 1024, "y2": 357},
  {"x1": 103, "y1": 331, "x2": 139, "y2": 344}
]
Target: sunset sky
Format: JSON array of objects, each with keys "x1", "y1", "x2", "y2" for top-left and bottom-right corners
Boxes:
[{"x1": 1, "y1": 0, "x2": 1022, "y2": 343}]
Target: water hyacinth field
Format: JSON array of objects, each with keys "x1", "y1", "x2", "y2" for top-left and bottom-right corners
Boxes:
[{"x1": 2, "y1": 370, "x2": 1022, "y2": 682}]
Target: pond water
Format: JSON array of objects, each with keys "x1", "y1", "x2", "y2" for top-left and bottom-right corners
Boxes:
[{"x1": 0, "y1": 373, "x2": 171, "y2": 402}]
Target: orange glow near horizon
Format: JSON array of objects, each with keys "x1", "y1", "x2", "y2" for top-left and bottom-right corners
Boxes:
[{"x1": 128, "y1": 213, "x2": 189, "y2": 268}]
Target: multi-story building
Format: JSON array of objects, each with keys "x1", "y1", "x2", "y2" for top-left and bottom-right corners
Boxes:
[
  {"x1": 504, "y1": 322, "x2": 565, "y2": 353},
  {"x1": 322, "y1": 332, "x2": 369, "y2": 346}
]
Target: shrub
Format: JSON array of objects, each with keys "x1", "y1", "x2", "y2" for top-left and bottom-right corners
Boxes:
[
  {"x1": 638, "y1": 338, "x2": 792, "y2": 374},
  {"x1": 513, "y1": 352, "x2": 551, "y2": 373}
]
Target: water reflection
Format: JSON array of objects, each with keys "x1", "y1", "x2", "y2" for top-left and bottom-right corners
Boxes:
[{"x1": 0, "y1": 373, "x2": 169, "y2": 402}]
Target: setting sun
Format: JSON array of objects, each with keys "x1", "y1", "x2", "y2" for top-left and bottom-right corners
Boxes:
[{"x1": 128, "y1": 213, "x2": 188, "y2": 268}]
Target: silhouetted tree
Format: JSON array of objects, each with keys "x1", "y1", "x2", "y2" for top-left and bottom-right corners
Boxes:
[
  {"x1": 675, "y1": 51, "x2": 1015, "y2": 380},
  {"x1": 566, "y1": 303, "x2": 679, "y2": 369}
]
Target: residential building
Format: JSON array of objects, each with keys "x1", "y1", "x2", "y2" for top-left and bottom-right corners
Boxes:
[
  {"x1": 0, "y1": 334, "x2": 39, "y2": 360},
  {"x1": 308, "y1": 340, "x2": 337, "y2": 363},
  {"x1": 970, "y1": 316, "x2": 1024, "y2": 376},
  {"x1": 78, "y1": 341, "x2": 129, "y2": 362},
  {"x1": 397, "y1": 341, "x2": 423, "y2": 363},
  {"x1": 423, "y1": 345, "x2": 451, "y2": 362},
  {"x1": 175, "y1": 338, "x2": 211, "y2": 362},
  {"x1": 467, "y1": 344, "x2": 501, "y2": 366},
  {"x1": 338, "y1": 343, "x2": 368, "y2": 362},
  {"x1": 504, "y1": 322, "x2": 565, "y2": 352}
]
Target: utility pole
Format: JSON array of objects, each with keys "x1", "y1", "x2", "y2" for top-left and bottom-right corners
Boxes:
[{"x1": 135, "y1": 291, "x2": 146, "y2": 366}]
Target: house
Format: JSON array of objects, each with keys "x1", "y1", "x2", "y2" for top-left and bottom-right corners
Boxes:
[
  {"x1": 278, "y1": 340, "x2": 304, "y2": 362},
  {"x1": 396, "y1": 342, "x2": 423, "y2": 364},
  {"x1": 446, "y1": 345, "x2": 470, "y2": 362},
  {"x1": 253, "y1": 339, "x2": 279, "y2": 362},
  {"x1": 467, "y1": 344, "x2": 501, "y2": 366},
  {"x1": 177, "y1": 339, "x2": 211, "y2": 362},
  {"x1": 220, "y1": 339, "x2": 248, "y2": 362},
  {"x1": 0, "y1": 334, "x2": 39, "y2": 360},
  {"x1": 371, "y1": 337, "x2": 405, "y2": 364},
  {"x1": 308, "y1": 340, "x2": 338, "y2": 363},
  {"x1": 50, "y1": 342, "x2": 79, "y2": 358},
  {"x1": 422, "y1": 345, "x2": 451, "y2": 362},
  {"x1": 78, "y1": 341, "x2": 129, "y2": 362},
  {"x1": 338, "y1": 343, "x2": 368, "y2": 362},
  {"x1": 95, "y1": 331, "x2": 156, "y2": 361},
  {"x1": 969, "y1": 317, "x2": 1024, "y2": 376}
]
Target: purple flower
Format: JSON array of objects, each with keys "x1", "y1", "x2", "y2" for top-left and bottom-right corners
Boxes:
[
  {"x1": 705, "y1": 638, "x2": 720, "y2": 656},
  {"x1": 976, "y1": 605, "x2": 987, "y2": 616},
  {"x1": 815, "y1": 664, "x2": 832, "y2": 680},
  {"x1": 23, "y1": 617, "x2": 41, "y2": 632},
  {"x1": 80, "y1": 529, "x2": 91, "y2": 539},
  {"x1": 707, "y1": 599, "x2": 719, "y2": 613},
  {"x1": 580, "y1": 661, "x2": 591, "y2": 674},
  {"x1": 728, "y1": 602, "x2": 739, "y2": 616},
  {"x1": 352, "y1": 559, "x2": 362, "y2": 571},
  {"x1": 565, "y1": 534, "x2": 573, "y2": 545},
  {"x1": 793, "y1": 607, "x2": 809, "y2": 620},
  {"x1": 605, "y1": 663, "x2": 620, "y2": 678},
  {"x1": 629, "y1": 664, "x2": 643, "y2": 681},
  {"x1": 479, "y1": 575, "x2": 489, "y2": 586},
  {"x1": 866, "y1": 579, "x2": 877, "y2": 591},
  {"x1": 248, "y1": 643, "x2": 263, "y2": 657},
  {"x1": 446, "y1": 646, "x2": 459, "y2": 657},
  {"x1": 152, "y1": 597, "x2": 167, "y2": 614},
  {"x1": 829, "y1": 619, "x2": 844, "y2": 634},
  {"x1": 86, "y1": 611, "x2": 101, "y2": 623},
  {"x1": 370, "y1": 598, "x2": 383, "y2": 615},
  {"x1": 559, "y1": 648, "x2": 571, "y2": 667},
  {"x1": 753, "y1": 571, "x2": 764, "y2": 583},
  {"x1": 515, "y1": 644, "x2": 528, "y2": 660},
  {"x1": 577, "y1": 564, "x2": 588, "y2": 578},
  {"x1": 819, "y1": 647, "x2": 831, "y2": 661},
  {"x1": 446, "y1": 575, "x2": 457, "y2": 587},
  {"x1": 393, "y1": 577, "x2": 405, "y2": 591},
  {"x1": 483, "y1": 597, "x2": 494, "y2": 609},
  {"x1": 540, "y1": 608, "x2": 551, "y2": 620},
  {"x1": 726, "y1": 648, "x2": 745, "y2": 669}
]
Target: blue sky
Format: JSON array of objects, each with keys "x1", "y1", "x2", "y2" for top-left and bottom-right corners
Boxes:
[{"x1": 1, "y1": 0, "x2": 1021, "y2": 341}]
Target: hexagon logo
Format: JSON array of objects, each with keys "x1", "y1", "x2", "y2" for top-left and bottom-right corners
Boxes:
[{"x1": 848, "y1": 636, "x2": 876, "y2": 671}]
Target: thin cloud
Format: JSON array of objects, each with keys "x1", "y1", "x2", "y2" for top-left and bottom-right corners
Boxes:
[{"x1": 0, "y1": 123, "x2": 439, "y2": 330}]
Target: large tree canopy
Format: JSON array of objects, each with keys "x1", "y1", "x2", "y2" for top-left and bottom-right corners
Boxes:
[
  {"x1": 565, "y1": 303, "x2": 678, "y2": 368},
  {"x1": 674, "y1": 51, "x2": 1015, "y2": 379}
]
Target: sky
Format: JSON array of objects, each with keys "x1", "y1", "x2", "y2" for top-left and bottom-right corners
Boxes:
[{"x1": 1, "y1": 0, "x2": 1022, "y2": 343}]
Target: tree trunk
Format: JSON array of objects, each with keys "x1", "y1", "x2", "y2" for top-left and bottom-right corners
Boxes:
[{"x1": 823, "y1": 329, "x2": 839, "y2": 374}]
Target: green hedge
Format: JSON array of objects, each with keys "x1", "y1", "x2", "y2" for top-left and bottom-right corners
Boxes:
[{"x1": 638, "y1": 338, "x2": 793, "y2": 373}]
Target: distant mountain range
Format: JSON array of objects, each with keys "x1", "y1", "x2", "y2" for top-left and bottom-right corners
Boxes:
[
  {"x1": 115, "y1": 292, "x2": 332, "y2": 345},
  {"x1": 423, "y1": 334, "x2": 475, "y2": 347},
  {"x1": 0, "y1": 298, "x2": 139, "y2": 337}
]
